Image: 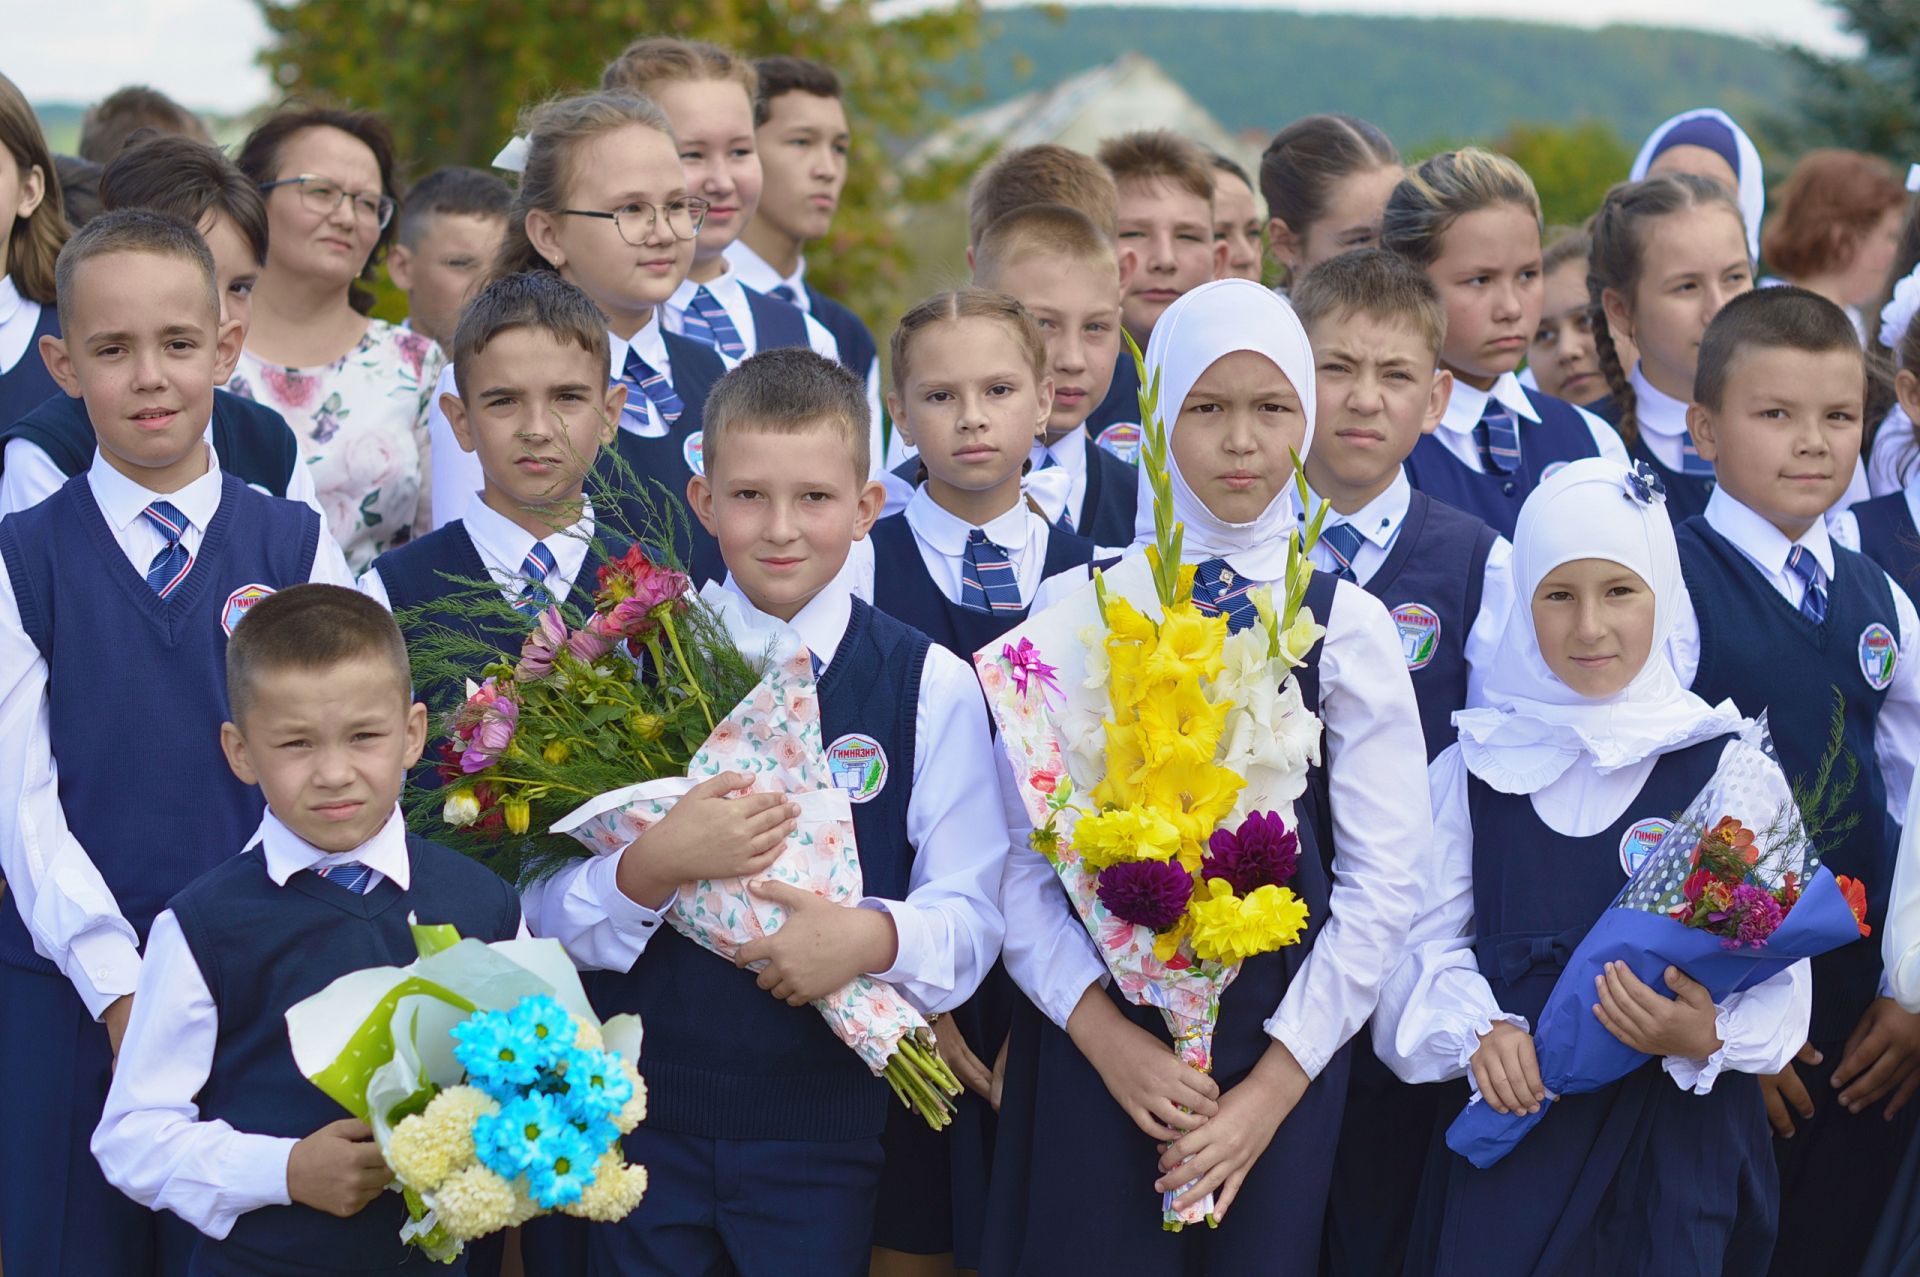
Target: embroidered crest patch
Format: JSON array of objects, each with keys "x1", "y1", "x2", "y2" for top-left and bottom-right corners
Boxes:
[
  {"x1": 1861, "y1": 622, "x2": 1898, "y2": 690},
  {"x1": 1094, "y1": 422, "x2": 1143, "y2": 465},
  {"x1": 825, "y1": 733, "x2": 888, "y2": 803},
  {"x1": 221, "y1": 584, "x2": 275, "y2": 636},
  {"x1": 1390, "y1": 603, "x2": 1442, "y2": 671},
  {"x1": 1619, "y1": 818, "x2": 1672, "y2": 877},
  {"x1": 683, "y1": 430, "x2": 706, "y2": 477}
]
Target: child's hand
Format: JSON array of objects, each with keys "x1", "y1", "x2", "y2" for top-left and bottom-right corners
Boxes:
[
  {"x1": 1153, "y1": 1041, "x2": 1309, "y2": 1221},
  {"x1": 615, "y1": 772, "x2": 798, "y2": 910},
  {"x1": 933, "y1": 1014, "x2": 994, "y2": 1100},
  {"x1": 990, "y1": 1032, "x2": 1010, "y2": 1113},
  {"x1": 288, "y1": 1118, "x2": 391, "y2": 1218},
  {"x1": 1066, "y1": 983, "x2": 1218, "y2": 1142},
  {"x1": 1833, "y1": 998, "x2": 1920, "y2": 1118},
  {"x1": 1760, "y1": 1042, "x2": 1822, "y2": 1137},
  {"x1": 1592, "y1": 963, "x2": 1721, "y2": 1059},
  {"x1": 102, "y1": 994, "x2": 133, "y2": 1064},
  {"x1": 734, "y1": 880, "x2": 897, "y2": 1005},
  {"x1": 1470, "y1": 1021, "x2": 1546, "y2": 1116}
]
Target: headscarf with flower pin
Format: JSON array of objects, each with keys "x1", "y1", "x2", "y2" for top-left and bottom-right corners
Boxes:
[
  {"x1": 1128, "y1": 278, "x2": 1317, "y2": 582},
  {"x1": 1452, "y1": 457, "x2": 1745, "y2": 794},
  {"x1": 1630, "y1": 108, "x2": 1766, "y2": 261}
]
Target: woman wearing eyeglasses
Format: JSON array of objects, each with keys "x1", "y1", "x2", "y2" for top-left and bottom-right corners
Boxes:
[{"x1": 232, "y1": 107, "x2": 445, "y2": 571}]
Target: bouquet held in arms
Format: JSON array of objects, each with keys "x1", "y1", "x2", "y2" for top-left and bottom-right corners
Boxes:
[
  {"x1": 974, "y1": 335, "x2": 1330, "y2": 1229},
  {"x1": 403, "y1": 542, "x2": 960, "y2": 1128},
  {"x1": 1446, "y1": 717, "x2": 1873, "y2": 1169}
]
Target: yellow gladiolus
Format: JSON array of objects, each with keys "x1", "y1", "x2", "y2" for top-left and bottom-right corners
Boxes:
[
  {"x1": 1074, "y1": 805, "x2": 1183, "y2": 870},
  {"x1": 1133, "y1": 675, "x2": 1230, "y2": 771},
  {"x1": 1146, "y1": 604, "x2": 1226, "y2": 685}
]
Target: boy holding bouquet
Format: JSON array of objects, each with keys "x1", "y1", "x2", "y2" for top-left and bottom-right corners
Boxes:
[{"x1": 521, "y1": 347, "x2": 1007, "y2": 1277}]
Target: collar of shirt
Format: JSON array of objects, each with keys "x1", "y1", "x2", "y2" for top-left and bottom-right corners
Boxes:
[
  {"x1": 1297, "y1": 471, "x2": 1411, "y2": 549},
  {"x1": 610, "y1": 316, "x2": 677, "y2": 438},
  {"x1": 0, "y1": 273, "x2": 36, "y2": 376},
  {"x1": 1033, "y1": 426, "x2": 1090, "y2": 478},
  {"x1": 1628, "y1": 363, "x2": 1690, "y2": 439},
  {"x1": 461, "y1": 491, "x2": 594, "y2": 601},
  {"x1": 719, "y1": 567, "x2": 854, "y2": 669},
  {"x1": 0, "y1": 273, "x2": 21, "y2": 328},
  {"x1": 667, "y1": 266, "x2": 752, "y2": 340},
  {"x1": 1437, "y1": 370, "x2": 1541, "y2": 437},
  {"x1": 723, "y1": 241, "x2": 809, "y2": 311},
  {"x1": 904, "y1": 483, "x2": 1037, "y2": 557},
  {"x1": 252, "y1": 804, "x2": 412, "y2": 890},
  {"x1": 88, "y1": 431, "x2": 224, "y2": 536},
  {"x1": 1704, "y1": 484, "x2": 1835, "y2": 581}
]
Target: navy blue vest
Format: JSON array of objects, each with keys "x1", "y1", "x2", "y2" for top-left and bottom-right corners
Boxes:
[
  {"x1": 1084, "y1": 349, "x2": 1144, "y2": 463},
  {"x1": 807, "y1": 285, "x2": 878, "y2": 383},
  {"x1": 867, "y1": 512, "x2": 1095, "y2": 658},
  {"x1": 170, "y1": 837, "x2": 520, "y2": 1276},
  {"x1": 0, "y1": 304, "x2": 60, "y2": 430},
  {"x1": 1402, "y1": 389, "x2": 1602, "y2": 538},
  {"x1": 1467, "y1": 734, "x2": 1734, "y2": 1026},
  {"x1": 0, "y1": 474, "x2": 321, "y2": 971},
  {"x1": 591, "y1": 598, "x2": 929, "y2": 1141},
  {"x1": 1678, "y1": 518, "x2": 1898, "y2": 1042},
  {"x1": 596, "y1": 332, "x2": 728, "y2": 586},
  {"x1": 1075, "y1": 431, "x2": 1140, "y2": 546},
  {"x1": 1853, "y1": 492, "x2": 1920, "y2": 599},
  {"x1": 2, "y1": 388, "x2": 301, "y2": 498},
  {"x1": 1360, "y1": 490, "x2": 1499, "y2": 761},
  {"x1": 741, "y1": 283, "x2": 809, "y2": 353}
]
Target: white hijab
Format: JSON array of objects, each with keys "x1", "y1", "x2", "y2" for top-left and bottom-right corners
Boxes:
[
  {"x1": 1128, "y1": 278, "x2": 1317, "y2": 581},
  {"x1": 1630, "y1": 108, "x2": 1765, "y2": 262},
  {"x1": 1454, "y1": 458, "x2": 1744, "y2": 793}
]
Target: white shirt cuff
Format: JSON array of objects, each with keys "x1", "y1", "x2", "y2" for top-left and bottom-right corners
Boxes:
[
  {"x1": 202, "y1": 1134, "x2": 300, "y2": 1238},
  {"x1": 857, "y1": 897, "x2": 920, "y2": 986},
  {"x1": 582, "y1": 854, "x2": 673, "y2": 949},
  {"x1": 1664, "y1": 1003, "x2": 1736, "y2": 1094},
  {"x1": 1264, "y1": 1016, "x2": 1331, "y2": 1081},
  {"x1": 68, "y1": 927, "x2": 143, "y2": 1019}
]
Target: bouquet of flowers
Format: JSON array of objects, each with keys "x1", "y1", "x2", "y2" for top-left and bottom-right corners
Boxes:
[
  {"x1": 1445, "y1": 720, "x2": 1872, "y2": 1169},
  {"x1": 284, "y1": 923, "x2": 647, "y2": 1261},
  {"x1": 975, "y1": 338, "x2": 1329, "y2": 1228},
  {"x1": 404, "y1": 547, "x2": 959, "y2": 1128}
]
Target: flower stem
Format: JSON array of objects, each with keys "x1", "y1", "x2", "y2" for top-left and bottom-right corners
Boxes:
[{"x1": 658, "y1": 615, "x2": 715, "y2": 733}]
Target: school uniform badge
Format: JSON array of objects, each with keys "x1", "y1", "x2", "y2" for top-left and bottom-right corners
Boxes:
[
  {"x1": 221, "y1": 584, "x2": 275, "y2": 636},
  {"x1": 683, "y1": 430, "x2": 706, "y2": 477},
  {"x1": 1618, "y1": 817, "x2": 1672, "y2": 876},
  {"x1": 1095, "y1": 422, "x2": 1143, "y2": 465},
  {"x1": 1860, "y1": 622, "x2": 1898, "y2": 690},
  {"x1": 1390, "y1": 603, "x2": 1441, "y2": 671},
  {"x1": 825, "y1": 733, "x2": 888, "y2": 803}
]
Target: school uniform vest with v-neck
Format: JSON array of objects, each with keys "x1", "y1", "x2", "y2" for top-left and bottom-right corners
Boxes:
[
  {"x1": 0, "y1": 305, "x2": 60, "y2": 430},
  {"x1": 1678, "y1": 517, "x2": 1897, "y2": 1043},
  {"x1": 1358, "y1": 490, "x2": 1498, "y2": 761},
  {"x1": 1, "y1": 388, "x2": 301, "y2": 498},
  {"x1": 1403, "y1": 388, "x2": 1601, "y2": 538},
  {"x1": 0, "y1": 474, "x2": 319, "y2": 973},
  {"x1": 1626, "y1": 434, "x2": 1714, "y2": 525},
  {"x1": 1084, "y1": 350, "x2": 1144, "y2": 463},
  {"x1": 1077, "y1": 431, "x2": 1140, "y2": 546},
  {"x1": 596, "y1": 332, "x2": 727, "y2": 586},
  {"x1": 169, "y1": 837, "x2": 520, "y2": 1276},
  {"x1": 741, "y1": 283, "x2": 809, "y2": 352},
  {"x1": 591, "y1": 598, "x2": 928, "y2": 1143},
  {"x1": 867, "y1": 513, "x2": 1095, "y2": 657},
  {"x1": 1853, "y1": 492, "x2": 1920, "y2": 598},
  {"x1": 807, "y1": 286, "x2": 878, "y2": 381}
]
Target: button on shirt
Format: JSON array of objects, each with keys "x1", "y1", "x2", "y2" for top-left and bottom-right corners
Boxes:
[
  {"x1": 0, "y1": 446, "x2": 355, "y2": 1016},
  {"x1": 1432, "y1": 371, "x2": 1628, "y2": 474},
  {"x1": 362, "y1": 493, "x2": 596, "y2": 613},
  {"x1": 845, "y1": 487, "x2": 1053, "y2": 608}
]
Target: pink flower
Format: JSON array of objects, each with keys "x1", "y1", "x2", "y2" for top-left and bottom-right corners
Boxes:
[
  {"x1": 344, "y1": 429, "x2": 407, "y2": 488},
  {"x1": 706, "y1": 719, "x2": 742, "y2": 754},
  {"x1": 751, "y1": 685, "x2": 777, "y2": 716},
  {"x1": 567, "y1": 626, "x2": 615, "y2": 661},
  {"x1": 818, "y1": 825, "x2": 847, "y2": 860},
  {"x1": 260, "y1": 365, "x2": 320, "y2": 410},
  {"x1": 774, "y1": 734, "x2": 807, "y2": 771},
  {"x1": 394, "y1": 329, "x2": 434, "y2": 379},
  {"x1": 783, "y1": 686, "x2": 817, "y2": 722},
  {"x1": 595, "y1": 546, "x2": 690, "y2": 618},
  {"x1": 517, "y1": 606, "x2": 569, "y2": 681},
  {"x1": 1030, "y1": 768, "x2": 1061, "y2": 795},
  {"x1": 454, "y1": 680, "x2": 519, "y2": 773}
]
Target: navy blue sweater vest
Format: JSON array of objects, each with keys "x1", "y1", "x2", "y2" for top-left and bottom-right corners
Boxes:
[
  {"x1": 866, "y1": 513, "x2": 1095, "y2": 658},
  {"x1": 1361, "y1": 490, "x2": 1498, "y2": 761},
  {"x1": 2, "y1": 388, "x2": 301, "y2": 498},
  {"x1": 1853, "y1": 492, "x2": 1920, "y2": 599},
  {"x1": 807, "y1": 286, "x2": 878, "y2": 382},
  {"x1": 0, "y1": 475, "x2": 320, "y2": 971},
  {"x1": 1677, "y1": 518, "x2": 1897, "y2": 1041},
  {"x1": 1075, "y1": 431, "x2": 1140, "y2": 546},
  {"x1": 592, "y1": 599, "x2": 929, "y2": 1141},
  {"x1": 1468, "y1": 735, "x2": 1734, "y2": 1026},
  {"x1": 596, "y1": 332, "x2": 727, "y2": 586},
  {"x1": 1402, "y1": 389, "x2": 1602, "y2": 538},
  {"x1": 742, "y1": 283, "x2": 808, "y2": 352},
  {"x1": 170, "y1": 837, "x2": 520, "y2": 1276},
  {"x1": 0, "y1": 305, "x2": 60, "y2": 430},
  {"x1": 1084, "y1": 349, "x2": 1144, "y2": 462}
]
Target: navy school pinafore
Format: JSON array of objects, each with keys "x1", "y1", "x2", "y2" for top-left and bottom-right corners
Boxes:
[
  {"x1": 594, "y1": 333, "x2": 727, "y2": 586},
  {"x1": 1402, "y1": 389, "x2": 1601, "y2": 539}
]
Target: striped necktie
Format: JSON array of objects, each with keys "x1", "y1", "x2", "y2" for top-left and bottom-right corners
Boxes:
[
  {"x1": 1190, "y1": 557, "x2": 1260, "y2": 633},
  {"x1": 620, "y1": 346, "x2": 685, "y2": 430},
  {"x1": 959, "y1": 529, "x2": 1023, "y2": 614},
  {"x1": 141, "y1": 501, "x2": 193, "y2": 598},
  {"x1": 315, "y1": 862, "x2": 375, "y2": 894},
  {"x1": 1474, "y1": 401, "x2": 1521, "y2": 476},
  {"x1": 770, "y1": 283, "x2": 799, "y2": 305},
  {"x1": 516, "y1": 542, "x2": 558, "y2": 616},
  {"x1": 1678, "y1": 430, "x2": 1715, "y2": 478},
  {"x1": 1319, "y1": 521, "x2": 1366, "y2": 583},
  {"x1": 680, "y1": 286, "x2": 746, "y2": 359},
  {"x1": 1785, "y1": 544, "x2": 1828, "y2": 624}
]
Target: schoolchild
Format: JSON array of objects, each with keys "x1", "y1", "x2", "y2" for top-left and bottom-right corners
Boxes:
[
  {"x1": 1525, "y1": 227, "x2": 1606, "y2": 407},
  {"x1": 0, "y1": 71, "x2": 70, "y2": 428},
  {"x1": 1853, "y1": 303, "x2": 1920, "y2": 594},
  {"x1": 1259, "y1": 112, "x2": 1401, "y2": 291},
  {"x1": 387, "y1": 166, "x2": 511, "y2": 349},
  {"x1": 1208, "y1": 150, "x2": 1263, "y2": 283},
  {"x1": 1628, "y1": 108, "x2": 1766, "y2": 260}
]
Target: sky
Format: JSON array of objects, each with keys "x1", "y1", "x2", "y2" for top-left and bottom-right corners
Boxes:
[{"x1": 7, "y1": 0, "x2": 1856, "y2": 115}]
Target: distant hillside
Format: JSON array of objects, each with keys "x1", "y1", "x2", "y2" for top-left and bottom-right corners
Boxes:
[{"x1": 969, "y1": 8, "x2": 1800, "y2": 146}]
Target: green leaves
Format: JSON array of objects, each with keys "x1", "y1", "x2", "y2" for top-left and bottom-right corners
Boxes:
[{"x1": 1125, "y1": 328, "x2": 1185, "y2": 611}]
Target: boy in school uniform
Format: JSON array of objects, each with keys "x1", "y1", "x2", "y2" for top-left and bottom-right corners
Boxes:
[
  {"x1": 521, "y1": 347, "x2": 1006, "y2": 1277},
  {"x1": 1670, "y1": 286, "x2": 1920, "y2": 1276},
  {"x1": 93, "y1": 584, "x2": 524, "y2": 1276},
  {"x1": 387, "y1": 166, "x2": 511, "y2": 350},
  {"x1": 0, "y1": 209, "x2": 351, "y2": 1277}
]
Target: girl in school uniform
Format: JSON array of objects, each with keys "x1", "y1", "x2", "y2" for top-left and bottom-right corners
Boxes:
[
  {"x1": 0, "y1": 72, "x2": 69, "y2": 430},
  {"x1": 1524, "y1": 227, "x2": 1607, "y2": 407},
  {"x1": 982, "y1": 278, "x2": 1432, "y2": 1276},
  {"x1": 1379, "y1": 457, "x2": 1810, "y2": 1277},
  {"x1": 1629, "y1": 108, "x2": 1766, "y2": 262},
  {"x1": 1259, "y1": 113, "x2": 1403, "y2": 292},
  {"x1": 1384, "y1": 149, "x2": 1627, "y2": 539},
  {"x1": 1849, "y1": 305, "x2": 1920, "y2": 595}
]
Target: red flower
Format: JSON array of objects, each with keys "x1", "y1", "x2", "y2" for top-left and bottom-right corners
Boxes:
[
  {"x1": 1837, "y1": 875, "x2": 1872, "y2": 938},
  {"x1": 1030, "y1": 769, "x2": 1060, "y2": 795},
  {"x1": 1682, "y1": 868, "x2": 1713, "y2": 903}
]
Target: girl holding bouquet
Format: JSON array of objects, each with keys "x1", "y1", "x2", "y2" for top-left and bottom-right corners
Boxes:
[
  {"x1": 982, "y1": 279, "x2": 1432, "y2": 1274},
  {"x1": 1377, "y1": 458, "x2": 1811, "y2": 1276}
]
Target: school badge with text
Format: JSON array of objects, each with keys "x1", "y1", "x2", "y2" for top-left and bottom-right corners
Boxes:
[
  {"x1": 1618, "y1": 817, "x2": 1671, "y2": 876},
  {"x1": 1391, "y1": 602, "x2": 1441, "y2": 671},
  {"x1": 221, "y1": 584, "x2": 275, "y2": 636},
  {"x1": 1095, "y1": 422, "x2": 1143, "y2": 465},
  {"x1": 825, "y1": 733, "x2": 888, "y2": 803},
  {"x1": 1860, "y1": 622, "x2": 1898, "y2": 690},
  {"x1": 683, "y1": 430, "x2": 706, "y2": 477}
]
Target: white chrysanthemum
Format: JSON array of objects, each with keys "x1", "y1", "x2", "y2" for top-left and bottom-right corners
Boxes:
[
  {"x1": 432, "y1": 1165, "x2": 516, "y2": 1241},
  {"x1": 615, "y1": 1061, "x2": 648, "y2": 1134},
  {"x1": 572, "y1": 1017, "x2": 604, "y2": 1051},
  {"x1": 562, "y1": 1151, "x2": 650, "y2": 1221},
  {"x1": 505, "y1": 1179, "x2": 543, "y2": 1227},
  {"x1": 388, "y1": 1087, "x2": 494, "y2": 1188}
]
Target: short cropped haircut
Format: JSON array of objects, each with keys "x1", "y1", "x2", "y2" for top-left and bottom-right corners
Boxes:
[
  {"x1": 602, "y1": 38, "x2": 757, "y2": 101},
  {"x1": 1761, "y1": 149, "x2": 1907, "y2": 280},
  {"x1": 1694, "y1": 285, "x2": 1864, "y2": 412},
  {"x1": 78, "y1": 85, "x2": 210, "y2": 164},
  {"x1": 1382, "y1": 147, "x2": 1542, "y2": 268},
  {"x1": 397, "y1": 166, "x2": 511, "y2": 250},
  {"x1": 55, "y1": 207, "x2": 217, "y2": 331},
  {"x1": 1097, "y1": 130, "x2": 1214, "y2": 207},
  {"x1": 100, "y1": 135, "x2": 271, "y2": 267},
  {"x1": 968, "y1": 144, "x2": 1117, "y2": 247},
  {"x1": 1292, "y1": 248, "x2": 1447, "y2": 360},
  {"x1": 703, "y1": 347, "x2": 869, "y2": 478},
  {"x1": 226, "y1": 584, "x2": 411, "y2": 727},
  {"x1": 450, "y1": 270, "x2": 611, "y2": 400},
  {"x1": 752, "y1": 56, "x2": 841, "y2": 127},
  {"x1": 972, "y1": 202, "x2": 1117, "y2": 286}
]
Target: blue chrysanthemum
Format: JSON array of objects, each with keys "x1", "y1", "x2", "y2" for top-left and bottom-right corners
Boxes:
[
  {"x1": 452, "y1": 1009, "x2": 543, "y2": 1098},
  {"x1": 527, "y1": 1120, "x2": 599, "y2": 1208},
  {"x1": 555, "y1": 1047, "x2": 633, "y2": 1122},
  {"x1": 509, "y1": 995, "x2": 578, "y2": 1068},
  {"x1": 474, "y1": 1092, "x2": 566, "y2": 1179}
]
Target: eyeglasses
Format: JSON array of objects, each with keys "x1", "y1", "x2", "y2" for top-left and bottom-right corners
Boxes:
[
  {"x1": 559, "y1": 198, "x2": 710, "y2": 245},
  {"x1": 261, "y1": 175, "x2": 396, "y2": 230}
]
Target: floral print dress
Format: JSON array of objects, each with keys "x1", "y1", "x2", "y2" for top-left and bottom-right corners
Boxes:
[{"x1": 230, "y1": 320, "x2": 444, "y2": 571}]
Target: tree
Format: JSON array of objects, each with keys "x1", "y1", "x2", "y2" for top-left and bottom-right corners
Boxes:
[
  {"x1": 1494, "y1": 121, "x2": 1634, "y2": 229},
  {"x1": 253, "y1": 0, "x2": 986, "y2": 325},
  {"x1": 1762, "y1": 0, "x2": 1920, "y2": 160}
]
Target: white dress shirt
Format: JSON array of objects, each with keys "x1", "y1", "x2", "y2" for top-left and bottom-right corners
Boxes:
[
  {"x1": 1673, "y1": 487, "x2": 1920, "y2": 826},
  {"x1": 361, "y1": 493, "x2": 595, "y2": 612},
  {"x1": 844, "y1": 486, "x2": 1057, "y2": 608},
  {"x1": 997, "y1": 568, "x2": 1434, "y2": 1079},
  {"x1": 1029, "y1": 428, "x2": 1091, "y2": 533},
  {"x1": 522, "y1": 569, "x2": 1008, "y2": 1014},
  {"x1": 0, "y1": 273, "x2": 42, "y2": 378},
  {"x1": 1890, "y1": 772, "x2": 1920, "y2": 1011},
  {"x1": 1431, "y1": 371, "x2": 1629, "y2": 473},
  {"x1": 1374, "y1": 743, "x2": 1812, "y2": 1093},
  {"x1": 0, "y1": 446, "x2": 354, "y2": 1017},
  {"x1": 1869, "y1": 406, "x2": 1919, "y2": 497},
  {"x1": 665, "y1": 265, "x2": 841, "y2": 368}
]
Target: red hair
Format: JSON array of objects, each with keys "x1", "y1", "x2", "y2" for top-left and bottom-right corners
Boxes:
[{"x1": 1762, "y1": 149, "x2": 1906, "y2": 278}]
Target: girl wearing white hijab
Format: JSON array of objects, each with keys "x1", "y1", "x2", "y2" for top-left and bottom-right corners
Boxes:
[
  {"x1": 1377, "y1": 458, "x2": 1810, "y2": 1277},
  {"x1": 985, "y1": 279, "x2": 1433, "y2": 1275},
  {"x1": 1631, "y1": 108, "x2": 1766, "y2": 262}
]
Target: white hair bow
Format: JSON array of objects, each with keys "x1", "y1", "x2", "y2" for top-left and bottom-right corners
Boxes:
[
  {"x1": 1881, "y1": 265, "x2": 1920, "y2": 350},
  {"x1": 492, "y1": 136, "x2": 530, "y2": 174}
]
